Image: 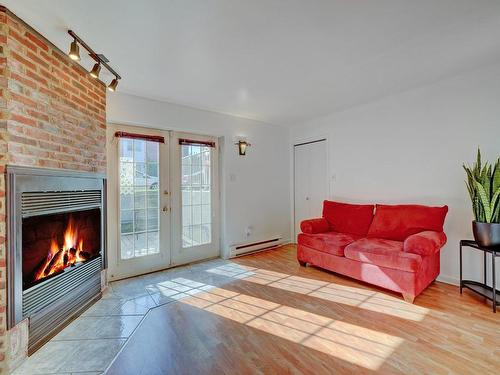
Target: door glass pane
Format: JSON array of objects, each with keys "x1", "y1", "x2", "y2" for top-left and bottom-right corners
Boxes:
[
  {"x1": 119, "y1": 138, "x2": 160, "y2": 259},
  {"x1": 181, "y1": 144, "x2": 212, "y2": 248}
]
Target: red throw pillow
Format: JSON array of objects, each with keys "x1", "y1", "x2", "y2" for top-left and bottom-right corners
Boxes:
[
  {"x1": 367, "y1": 204, "x2": 448, "y2": 241},
  {"x1": 322, "y1": 201, "x2": 374, "y2": 236}
]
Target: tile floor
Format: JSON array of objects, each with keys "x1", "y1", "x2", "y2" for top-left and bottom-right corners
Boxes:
[{"x1": 12, "y1": 258, "x2": 240, "y2": 375}]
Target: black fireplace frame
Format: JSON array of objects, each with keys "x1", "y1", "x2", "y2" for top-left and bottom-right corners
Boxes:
[{"x1": 6, "y1": 166, "x2": 107, "y2": 352}]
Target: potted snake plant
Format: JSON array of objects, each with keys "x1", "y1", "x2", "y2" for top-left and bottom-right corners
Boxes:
[{"x1": 463, "y1": 149, "x2": 500, "y2": 247}]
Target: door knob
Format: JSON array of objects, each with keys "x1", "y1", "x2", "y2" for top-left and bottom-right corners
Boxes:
[
  {"x1": 162, "y1": 206, "x2": 169, "y2": 213},
  {"x1": 305, "y1": 197, "x2": 310, "y2": 201}
]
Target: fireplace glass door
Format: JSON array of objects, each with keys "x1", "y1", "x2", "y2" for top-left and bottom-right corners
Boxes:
[{"x1": 22, "y1": 209, "x2": 101, "y2": 290}]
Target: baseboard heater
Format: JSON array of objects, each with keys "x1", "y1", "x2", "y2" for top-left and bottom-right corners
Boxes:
[{"x1": 229, "y1": 237, "x2": 284, "y2": 258}]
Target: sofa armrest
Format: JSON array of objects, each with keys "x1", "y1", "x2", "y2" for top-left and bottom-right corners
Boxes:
[
  {"x1": 300, "y1": 218, "x2": 330, "y2": 234},
  {"x1": 404, "y1": 231, "x2": 447, "y2": 256}
]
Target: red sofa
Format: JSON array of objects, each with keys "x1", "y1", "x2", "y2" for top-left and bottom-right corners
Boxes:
[{"x1": 297, "y1": 201, "x2": 448, "y2": 303}]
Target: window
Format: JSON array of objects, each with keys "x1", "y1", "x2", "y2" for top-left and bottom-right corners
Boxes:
[
  {"x1": 119, "y1": 138, "x2": 160, "y2": 259},
  {"x1": 181, "y1": 144, "x2": 212, "y2": 248}
]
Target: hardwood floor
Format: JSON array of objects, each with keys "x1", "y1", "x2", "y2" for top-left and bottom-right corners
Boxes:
[{"x1": 106, "y1": 244, "x2": 500, "y2": 375}]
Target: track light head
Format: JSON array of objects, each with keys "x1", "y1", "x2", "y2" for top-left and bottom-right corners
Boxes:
[
  {"x1": 108, "y1": 77, "x2": 119, "y2": 92},
  {"x1": 90, "y1": 63, "x2": 101, "y2": 78},
  {"x1": 68, "y1": 39, "x2": 80, "y2": 61}
]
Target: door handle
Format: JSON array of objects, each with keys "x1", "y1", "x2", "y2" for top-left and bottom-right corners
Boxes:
[
  {"x1": 162, "y1": 206, "x2": 169, "y2": 213},
  {"x1": 305, "y1": 197, "x2": 310, "y2": 201}
]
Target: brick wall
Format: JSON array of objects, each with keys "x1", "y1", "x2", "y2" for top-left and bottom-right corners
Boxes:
[
  {"x1": 4, "y1": 12, "x2": 106, "y2": 172},
  {"x1": 0, "y1": 9, "x2": 8, "y2": 374},
  {"x1": 0, "y1": 7, "x2": 107, "y2": 373}
]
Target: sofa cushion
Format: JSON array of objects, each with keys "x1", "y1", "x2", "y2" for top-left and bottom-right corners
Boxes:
[
  {"x1": 298, "y1": 232, "x2": 359, "y2": 257},
  {"x1": 367, "y1": 204, "x2": 448, "y2": 241},
  {"x1": 404, "y1": 231, "x2": 447, "y2": 256},
  {"x1": 322, "y1": 201, "x2": 375, "y2": 236},
  {"x1": 344, "y1": 238, "x2": 422, "y2": 273},
  {"x1": 300, "y1": 218, "x2": 330, "y2": 234}
]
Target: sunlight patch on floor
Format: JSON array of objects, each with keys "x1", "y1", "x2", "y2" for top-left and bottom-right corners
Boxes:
[
  {"x1": 153, "y1": 277, "x2": 404, "y2": 371},
  {"x1": 206, "y1": 264, "x2": 430, "y2": 321}
]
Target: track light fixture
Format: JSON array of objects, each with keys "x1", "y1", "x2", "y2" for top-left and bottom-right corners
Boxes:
[
  {"x1": 68, "y1": 39, "x2": 80, "y2": 61},
  {"x1": 67, "y1": 30, "x2": 121, "y2": 90},
  {"x1": 89, "y1": 62, "x2": 101, "y2": 78},
  {"x1": 108, "y1": 77, "x2": 119, "y2": 92}
]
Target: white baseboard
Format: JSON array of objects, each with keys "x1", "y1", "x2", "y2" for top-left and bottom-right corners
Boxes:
[{"x1": 436, "y1": 274, "x2": 459, "y2": 286}]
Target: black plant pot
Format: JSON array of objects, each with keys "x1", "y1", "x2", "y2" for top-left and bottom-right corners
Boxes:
[{"x1": 472, "y1": 221, "x2": 500, "y2": 247}]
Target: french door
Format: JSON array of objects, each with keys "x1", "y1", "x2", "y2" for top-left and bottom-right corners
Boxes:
[
  {"x1": 107, "y1": 125, "x2": 170, "y2": 280},
  {"x1": 107, "y1": 125, "x2": 219, "y2": 281},
  {"x1": 170, "y1": 132, "x2": 220, "y2": 265}
]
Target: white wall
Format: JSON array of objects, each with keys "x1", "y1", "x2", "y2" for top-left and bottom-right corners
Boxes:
[
  {"x1": 107, "y1": 92, "x2": 291, "y2": 258},
  {"x1": 290, "y1": 63, "x2": 500, "y2": 285}
]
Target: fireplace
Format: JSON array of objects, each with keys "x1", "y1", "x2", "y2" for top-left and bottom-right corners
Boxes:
[
  {"x1": 7, "y1": 166, "x2": 106, "y2": 353},
  {"x1": 22, "y1": 209, "x2": 101, "y2": 290}
]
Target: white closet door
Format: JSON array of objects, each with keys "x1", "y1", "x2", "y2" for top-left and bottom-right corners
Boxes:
[{"x1": 294, "y1": 140, "x2": 328, "y2": 240}]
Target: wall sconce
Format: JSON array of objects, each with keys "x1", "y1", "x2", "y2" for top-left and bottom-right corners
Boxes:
[{"x1": 235, "y1": 140, "x2": 251, "y2": 156}]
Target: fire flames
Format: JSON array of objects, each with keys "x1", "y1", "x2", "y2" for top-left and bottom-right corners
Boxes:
[{"x1": 34, "y1": 216, "x2": 90, "y2": 281}]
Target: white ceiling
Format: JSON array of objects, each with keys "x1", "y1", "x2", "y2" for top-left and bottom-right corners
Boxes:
[{"x1": 4, "y1": 0, "x2": 500, "y2": 125}]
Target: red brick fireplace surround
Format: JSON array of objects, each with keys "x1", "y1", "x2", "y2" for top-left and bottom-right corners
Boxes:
[{"x1": 0, "y1": 6, "x2": 106, "y2": 373}]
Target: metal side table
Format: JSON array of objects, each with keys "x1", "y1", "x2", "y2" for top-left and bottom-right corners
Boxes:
[{"x1": 460, "y1": 240, "x2": 500, "y2": 312}]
